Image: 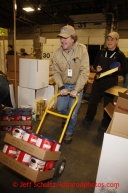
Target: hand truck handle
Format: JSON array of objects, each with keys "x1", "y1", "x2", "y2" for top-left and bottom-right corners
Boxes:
[{"x1": 36, "y1": 92, "x2": 78, "y2": 143}]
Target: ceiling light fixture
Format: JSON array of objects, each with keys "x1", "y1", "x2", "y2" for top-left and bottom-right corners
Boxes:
[
  {"x1": 22, "y1": 0, "x2": 35, "y2": 12},
  {"x1": 23, "y1": 7, "x2": 34, "y2": 12}
]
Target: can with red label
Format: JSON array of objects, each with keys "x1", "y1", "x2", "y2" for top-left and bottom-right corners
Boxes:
[
  {"x1": 2, "y1": 144, "x2": 17, "y2": 158},
  {"x1": 36, "y1": 135, "x2": 53, "y2": 150},
  {"x1": 29, "y1": 156, "x2": 46, "y2": 171},
  {"x1": 11, "y1": 110, "x2": 21, "y2": 121},
  {"x1": 21, "y1": 112, "x2": 32, "y2": 121},
  {"x1": 15, "y1": 150, "x2": 31, "y2": 165},
  {"x1": 1, "y1": 112, "x2": 12, "y2": 121},
  {"x1": 11, "y1": 127, "x2": 26, "y2": 139},
  {"x1": 22, "y1": 125, "x2": 32, "y2": 131},
  {"x1": 2, "y1": 125, "x2": 12, "y2": 131},
  {"x1": 11, "y1": 115, "x2": 21, "y2": 121},
  {"x1": 22, "y1": 131, "x2": 38, "y2": 145},
  {"x1": 51, "y1": 140, "x2": 61, "y2": 152},
  {"x1": 44, "y1": 161, "x2": 55, "y2": 171}
]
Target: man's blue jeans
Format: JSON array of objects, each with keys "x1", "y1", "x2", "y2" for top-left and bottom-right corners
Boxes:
[{"x1": 57, "y1": 84, "x2": 83, "y2": 135}]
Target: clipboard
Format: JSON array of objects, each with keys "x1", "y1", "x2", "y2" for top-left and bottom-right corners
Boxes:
[{"x1": 96, "y1": 67, "x2": 118, "y2": 79}]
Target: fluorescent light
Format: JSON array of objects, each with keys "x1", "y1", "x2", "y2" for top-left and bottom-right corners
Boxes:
[{"x1": 23, "y1": 7, "x2": 34, "y2": 12}]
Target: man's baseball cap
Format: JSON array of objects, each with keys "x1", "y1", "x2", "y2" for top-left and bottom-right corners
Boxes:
[
  {"x1": 106, "y1": 31, "x2": 119, "y2": 39},
  {"x1": 56, "y1": 25, "x2": 75, "y2": 38}
]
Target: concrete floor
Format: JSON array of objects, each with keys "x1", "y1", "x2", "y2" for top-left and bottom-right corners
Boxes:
[{"x1": 0, "y1": 98, "x2": 105, "y2": 193}]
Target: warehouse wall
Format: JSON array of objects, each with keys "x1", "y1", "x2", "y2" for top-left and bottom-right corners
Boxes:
[{"x1": 1, "y1": 20, "x2": 128, "y2": 71}]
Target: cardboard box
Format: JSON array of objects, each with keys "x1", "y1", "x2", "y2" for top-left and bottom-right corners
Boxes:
[
  {"x1": 7, "y1": 71, "x2": 19, "y2": 80},
  {"x1": 85, "y1": 72, "x2": 96, "y2": 94},
  {"x1": 106, "y1": 112, "x2": 128, "y2": 138},
  {"x1": 95, "y1": 91, "x2": 128, "y2": 192},
  {"x1": 85, "y1": 83, "x2": 92, "y2": 94},
  {"x1": 104, "y1": 92, "x2": 128, "y2": 118},
  {"x1": 0, "y1": 132, "x2": 61, "y2": 182},
  {"x1": 105, "y1": 85, "x2": 128, "y2": 96},
  {"x1": 94, "y1": 133, "x2": 128, "y2": 193},
  {"x1": 0, "y1": 152, "x2": 55, "y2": 182},
  {"x1": 104, "y1": 102, "x2": 115, "y2": 118},
  {"x1": 19, "y1": 58, "x2": 49, "y2": 89},
  {"x1": 4, "y1": 133, "x2": 61, "y2": 161},
  {"x1": 1, "y1": 121, "x2": 32, "y2": 126},
  {"x1": 18, "y1": 85, "x2": 55, "y2": 109},
  {"x1": 7, "y1": 55, "x2": 21, "y2": 71},
  {"x1": 88, "y1": 72, "x2": 96, "y2": 80}
]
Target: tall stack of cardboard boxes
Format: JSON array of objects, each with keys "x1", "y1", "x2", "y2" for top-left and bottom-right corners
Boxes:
[
  {"x1": 18, "y1": 58, "x2": 52, "y2": 116},
  {"x1": 94, "y1": 88, "x2": 128, "y2": 193}
]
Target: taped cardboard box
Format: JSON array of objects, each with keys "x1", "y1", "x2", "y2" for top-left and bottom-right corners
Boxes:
[{"x1": 0, "y1": 152, "x2": 55, "y2": 182}]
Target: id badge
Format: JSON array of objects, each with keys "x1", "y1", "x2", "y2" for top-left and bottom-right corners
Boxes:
[{"x1": 68, "y1": 69, "x2": 72, "y2": 77}]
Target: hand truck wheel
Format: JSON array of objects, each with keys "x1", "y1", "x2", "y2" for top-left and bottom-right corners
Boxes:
[{"x1": 54, "y1": 156, "x2": 66, "y2": 177}]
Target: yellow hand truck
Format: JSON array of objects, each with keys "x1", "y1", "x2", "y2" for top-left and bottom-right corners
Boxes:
[{"x1": 36, "y1": 92, "x2": 78, "y2": 177}]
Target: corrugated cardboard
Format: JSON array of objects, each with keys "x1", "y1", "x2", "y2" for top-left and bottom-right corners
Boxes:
[
  {"x1": 104, "y1": 102, "x2": 115, "y2": 118},
  {"x1": 104, "y1": 92, "x2": 128, "y2": 118},
  {"x1": 4, "y1": 133, "x2": 61, "y2": 161},
  {"x1": 88, "y1": 72, "x2": 96, "y2": 80},
  {"x1": 114, "y1": 92, "x2": 128, "y2": 114},
  {"x1": 7, "y1": 71, "x2": 19, "y2": 80},
  {"x1": 0, "y1": 133, "x2": 61, "y2": 182},
  {"x1": 1, "y1": 121, "x2": 31, "y2": 126},
  {"x1": 106, "y1": 112, "x2": 128, "y2": 139},
  {"x1": 0, "y1": 152, "x2": 55, "y2": 182},
  {"x1": 85, "y1": 72, "x2": 96, "y2": 94},
  {"x1": 7, "y1": 55, "x2": 20, "y2": 71},
  {"x1": 105, "y1": 85, "x2": 127, "y2": 96}
]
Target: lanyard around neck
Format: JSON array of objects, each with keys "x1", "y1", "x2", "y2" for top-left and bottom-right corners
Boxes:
[
  {"x1": 62, "y1": 47, "x2": 74, "y2": 68},
  {"x1": 105, "y1": 51, "x2": 116, "y2": 58}
]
